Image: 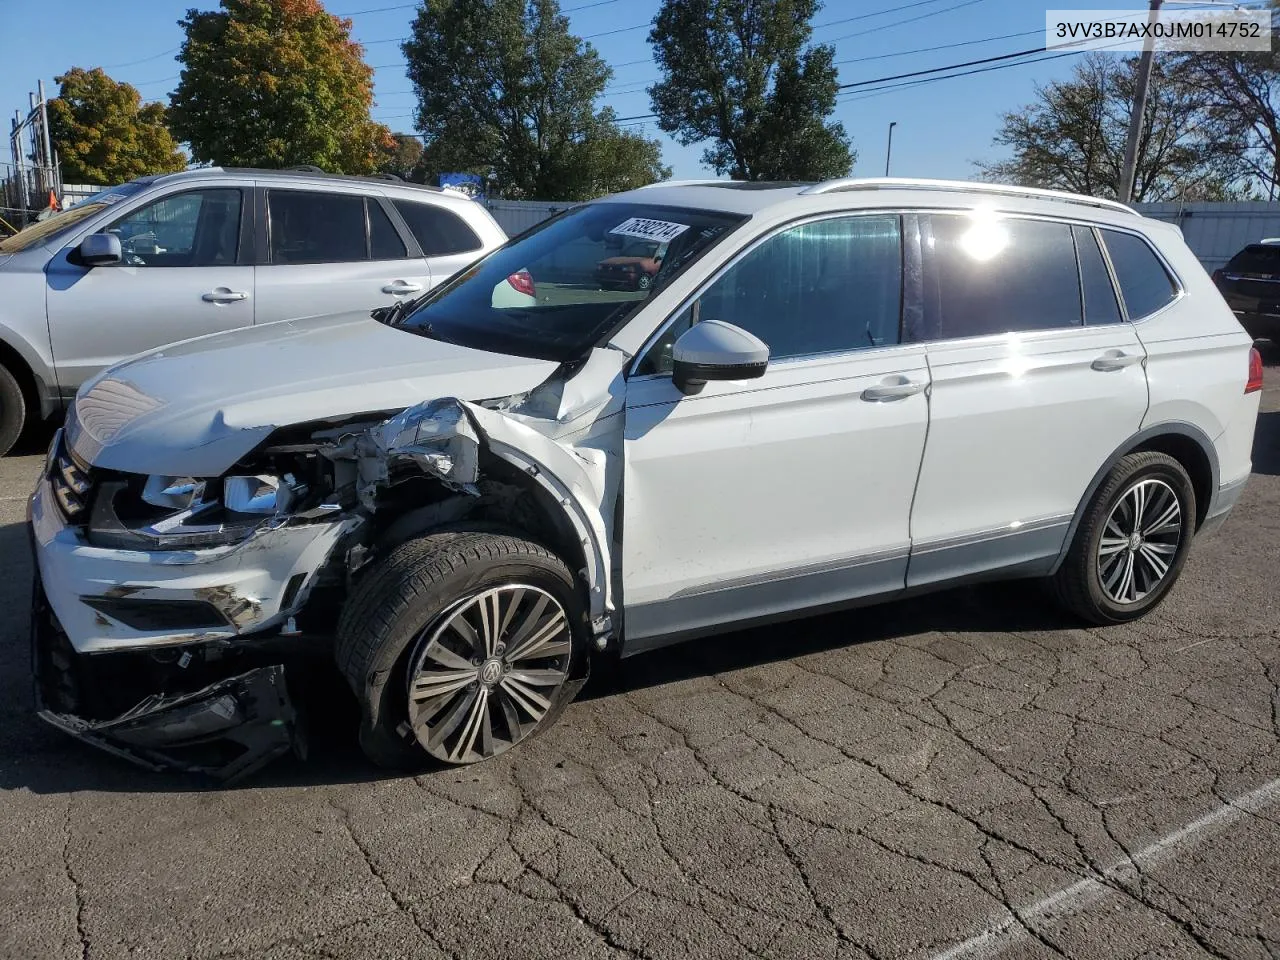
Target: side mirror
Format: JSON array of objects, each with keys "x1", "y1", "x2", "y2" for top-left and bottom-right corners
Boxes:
[
  {"x1": 671, "y1": 319, "x2": 769, "y2": 395},
  {"x1": 78, "y1": 233, "x2": 122, "y2": 267}
]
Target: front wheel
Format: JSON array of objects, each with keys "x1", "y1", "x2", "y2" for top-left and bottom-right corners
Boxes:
[
  {"x1": 1051, "y1": 452, "x2": 1196, "y2": 624},
  {"x1": 335, "y1": 530, "x2": 587, "y2": 767}
]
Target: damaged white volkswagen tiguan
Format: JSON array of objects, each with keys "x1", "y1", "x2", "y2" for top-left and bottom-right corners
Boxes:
[{"x1": 30, "y1": 178, "x2": 1263, "y2": 779}]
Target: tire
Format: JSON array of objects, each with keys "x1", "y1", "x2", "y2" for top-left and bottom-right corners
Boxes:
[
  {"x1": 636, "y1": 274, "x2": 653, "y2": 291},
  {"x1": 1051, "y1": 451, "x2": 1196, "y2": 625},
  {"x1": 0, "y1": 364, "x2": 26, "y2": 457},
  {"x1": 335, "y1": 529, "x2": 587, "y2": 768}
]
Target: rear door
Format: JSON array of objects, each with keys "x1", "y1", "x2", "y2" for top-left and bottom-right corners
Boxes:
[
  {"x1": 252, "y1": 187, "x2": 431, "y2": 323},
  {"x1": 45, "y1": 184, "x2": 254, "y2": 392},
  {"x1": 389, "y1": 197, "x2": 491, "y2": 288},
  {"x1": 905, "y1": 213, "x2": 1149, "y2": 586}
]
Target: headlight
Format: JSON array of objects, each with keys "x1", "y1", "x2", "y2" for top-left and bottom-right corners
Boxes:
[
  {"x1": 87, "y1": 472, "x2": 300, "y2": 550},
  {"x1": 224, "y1": 475, "x2": 294, "y2": 515}
]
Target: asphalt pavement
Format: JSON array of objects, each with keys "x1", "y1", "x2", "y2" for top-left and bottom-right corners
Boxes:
[{"x1": 1, "y1": 361, "x2": 1278, "y2": 960}]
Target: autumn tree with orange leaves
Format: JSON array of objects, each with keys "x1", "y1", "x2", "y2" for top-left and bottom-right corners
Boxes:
[{"x1": 170, "y1": 0, "x2": 392, "y2": 173}]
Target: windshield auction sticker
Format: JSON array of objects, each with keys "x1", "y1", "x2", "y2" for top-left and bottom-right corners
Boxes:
[{"x1": 609, "y1": 218, "x2": 690, "y2": 244}]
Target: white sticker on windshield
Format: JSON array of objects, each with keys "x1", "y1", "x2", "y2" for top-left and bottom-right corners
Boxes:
[{"x1": 609, "y1": 217, "x2": 690, "y2": 244}]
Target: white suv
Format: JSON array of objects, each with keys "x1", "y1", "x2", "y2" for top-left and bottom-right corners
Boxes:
[{"x1": 29, "y1": 178, "x2": 1262, "y2": 778}]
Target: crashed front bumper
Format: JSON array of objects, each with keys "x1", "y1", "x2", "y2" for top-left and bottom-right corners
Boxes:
[{"x1": 30, "y1": 474, "x2": 354, "y2": 654}]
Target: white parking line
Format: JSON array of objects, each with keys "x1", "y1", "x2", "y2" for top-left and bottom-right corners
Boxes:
[{"x1": 930, "y1": 777, "x2": 1280, "y2": 960}]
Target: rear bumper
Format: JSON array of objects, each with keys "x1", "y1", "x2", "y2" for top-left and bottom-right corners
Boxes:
[{"x1": 1200, "y1": 474, "x2": 1249, "y2": 537}]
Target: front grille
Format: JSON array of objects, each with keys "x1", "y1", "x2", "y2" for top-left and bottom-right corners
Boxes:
[{"x1": 49, "y1": 433, "x2": 94, "y2": 522}]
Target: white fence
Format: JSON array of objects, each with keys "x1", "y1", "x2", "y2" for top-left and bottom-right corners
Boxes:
[{"x1": 1133, "y1": 202, "x2": 1280, "y2": 273}]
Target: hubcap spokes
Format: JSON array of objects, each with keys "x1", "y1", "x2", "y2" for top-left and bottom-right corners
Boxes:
[
  {"x1": 1097, "y1": 478, "x2": 1182, "y2": 605},
  {"x1": 407, "y1": 585, "x2": 571, "y2": 764}
]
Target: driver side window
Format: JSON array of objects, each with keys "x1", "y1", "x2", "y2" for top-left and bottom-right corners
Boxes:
[
  {"x1": 636, "y1": 214, "x2": 903, "y2": 376},
  {"x1": 105, "y1": 189, "x2": 243, "y2": 267}
]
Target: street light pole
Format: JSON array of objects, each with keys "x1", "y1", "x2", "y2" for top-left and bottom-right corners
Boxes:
[
  {"x1": 885, "y1": 121, "x2": 898, "y2": 177},
  {"x1": 1119, "y1": 0, "x2": 1163, "y2": 204}
]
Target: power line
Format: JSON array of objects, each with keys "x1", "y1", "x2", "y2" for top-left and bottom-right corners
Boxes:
[
  {"x1": 103, "y1": 47, "x2": 179, "y2": 69},
  {"x1": 814, "y1": 0, "x2": 967, "y2": 30},
  {"x1": 829, "y1": 0, "x2": 989, "y2": 43},
  {"x1": 835, "y1": 29, "x2": 1041, "y2": 65},
  {"x1": 838, "y1": 46, "x2": 1046, "y2": 90}
]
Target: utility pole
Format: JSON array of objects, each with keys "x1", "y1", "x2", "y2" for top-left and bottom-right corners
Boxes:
[
  {"x1": 1119, "y1": 0, "x2": 1162, "y2": 204},
  {"x1": 38, "y1": 79, "x2": 54, "y2": 200},
  {"x1": 885, "y1": 121, "x2": 898, "y2": 177}
]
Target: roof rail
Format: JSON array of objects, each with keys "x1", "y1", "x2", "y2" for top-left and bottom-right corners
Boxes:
[
  {"x1": 637, "y1": 179, "x2": 728, "y2": 189},
  {"x1": 799, "y1": 177, "x2": 1140, "y2": 217}
]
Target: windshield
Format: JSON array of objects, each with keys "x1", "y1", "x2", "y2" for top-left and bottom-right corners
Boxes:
[
  {"x1": 397, "y1": 202, "x2": 747, "y2": 362},
  {"x1": 0, "y1": 182, "x2": 146, "y2": 254}
]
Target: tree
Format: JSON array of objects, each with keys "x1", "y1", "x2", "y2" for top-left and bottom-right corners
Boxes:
[
  {"x1": 379, "y1": 133, "x2": 425, "y2": 180},
  {"x1": 169, "y1": 0, "x2": 392, "y2": 173},
  {"x1": 403, "y1": 0, "x2": 669, "y2": 199},
  {"x1": 46, "y1": 68, "x2": 186, "y2": 185},
  {"x1": 648, "y1": 0, "x2": 853, "y2": 181},
  {"x1": 977, "y1": 54, "x2": 1246, "y2": 202}
]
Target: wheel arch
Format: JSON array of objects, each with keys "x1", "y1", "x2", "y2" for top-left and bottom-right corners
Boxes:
[
  {"x1": 1051, "y1": 421, "x2": 1219, "y2": 574},
  {"x1": 0, "y1": 329, "x2": 53, "y2": 423}
]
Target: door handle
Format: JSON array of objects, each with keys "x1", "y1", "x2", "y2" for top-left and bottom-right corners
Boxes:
[
  {"x1": 382, "y1": 280, "x2": 424, "y2": 295},
  {"x1": 861, "y1": 376, "x2": 927, "y2": 402},
  {"x1": 1091, "y1": 350, "x2": 1142, "y2": 372},
  {"x1": 202, "y1": 288, "x2": 249, "y2": 303}
]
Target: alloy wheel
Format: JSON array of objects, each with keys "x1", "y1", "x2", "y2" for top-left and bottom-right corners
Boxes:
[
  {"x1": 1096, "y1": 478, "x2": 1183, "y2": 605},
  {"x1": 405, "y1": 584, "x2": 572, "y2": 764}
]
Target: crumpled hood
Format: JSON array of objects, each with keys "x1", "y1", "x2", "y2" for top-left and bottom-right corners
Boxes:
[{"x1": 67, "y1": 312, "x2": 560, "y2": 477}]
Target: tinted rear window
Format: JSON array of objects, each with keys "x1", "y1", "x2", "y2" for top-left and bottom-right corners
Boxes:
[
  {"x1": 1101, "y1": 230, "x2": 1178, "y2": 319},
  {"x1": 393, "y1": 200, "x2": 483, "y2": 256},
  {"x1": 914, "y1": 214, "x2": 1082, "y2": 341},
  {"x1": 1226, "y1": 244, "x2": 1280, "y2": 275}
]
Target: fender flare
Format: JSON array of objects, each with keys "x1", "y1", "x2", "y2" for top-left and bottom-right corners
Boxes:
[
  {"x1": 0, "y1": 327, "x2": 58, "y2": 419},
  {"x1": 1049, "y1": 421, "x2": 1219, "y2": 574}
]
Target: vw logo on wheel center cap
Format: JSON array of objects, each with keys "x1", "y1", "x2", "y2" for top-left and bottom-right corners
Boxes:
[{"x1": 479, "y1": 658, "x2": 504, "y2": 686}]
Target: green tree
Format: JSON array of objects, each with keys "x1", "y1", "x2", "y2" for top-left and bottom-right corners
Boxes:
[
  {"x1": 403, "y1": 0, "x2": 669, "y2": 199},
  {"x1": 46, "y1": 68, "x2": 186, "y2": 185},
  {"x1": 977, "y1": 54, "x2": 1246, "y2": 202},
  {"x1": 379, "y1": 133, "x2": 425, "y2": 179},
  {"x1": 648, "y1": 0, "x2": 853, "y2": 181},
  {"x1": 169, "y1": 0, "x2": 392, "y2": 173}
]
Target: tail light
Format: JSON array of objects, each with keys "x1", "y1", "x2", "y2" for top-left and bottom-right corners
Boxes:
[
  {"x1": 1246, "y1": 346, "x2": 1263, "y2": 394},
  {"x1": 507, "y1": 270, "x2": 535, "y2": 298}
]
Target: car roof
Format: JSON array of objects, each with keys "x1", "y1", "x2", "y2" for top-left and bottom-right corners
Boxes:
[
  {"x1": 604, "y1": 177, "x2": 1147, "y2": 228},
  {"x1": 134, "y1": 166, "x2": 477, "y2": 206}
]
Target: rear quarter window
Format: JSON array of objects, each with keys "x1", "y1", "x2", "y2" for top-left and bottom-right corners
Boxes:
[
  {"x1": 1100, "y1": 230, "x2": 1178, "y2": 319},
  {"x1": 392, "y1": 199, "x2": 483, "y2": 256}
]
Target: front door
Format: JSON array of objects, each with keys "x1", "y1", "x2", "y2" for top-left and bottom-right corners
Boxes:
[
  {"x1": 621, "y1": 213, "x2": 931, "y2": 650},
  {"x1": 905, "y1": 213, "x2": 1150, "y2": 586},
  {"x1": 46, "y1": 186, "x2": 254, "y2": 395}
]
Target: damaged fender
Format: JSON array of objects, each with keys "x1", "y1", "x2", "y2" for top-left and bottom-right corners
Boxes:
[{"x1": 350, "y1": 395, "x2": 617, "y2": 638}]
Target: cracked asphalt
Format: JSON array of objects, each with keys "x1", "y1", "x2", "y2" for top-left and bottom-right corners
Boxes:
[{"x1": 2, "y1": 360, "x2": 1278, "y2": 960}]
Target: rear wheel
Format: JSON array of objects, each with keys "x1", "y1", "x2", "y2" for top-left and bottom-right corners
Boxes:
[
  {"x1": 636, "y1": 273, "x2": 653, "y2": 291},
  {"x1": 1052, "y1": 452, "x2": 1196, "y2": 624},
  {"x1": 335, "y1": 530, "x2": 587, "y2": 767},
  {"x1": 0, "y1": 364, "x2": 26, "y2": 457}
]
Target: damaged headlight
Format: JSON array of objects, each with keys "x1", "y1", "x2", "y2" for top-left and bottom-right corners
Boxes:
[{"x1": 88, "y1": 472, "x2": 303, "y2": 550}]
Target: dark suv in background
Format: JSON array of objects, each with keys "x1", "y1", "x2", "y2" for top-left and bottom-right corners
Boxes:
[{"x1": 1213, "y1": 241, "x2": 1280, "y2": 341}]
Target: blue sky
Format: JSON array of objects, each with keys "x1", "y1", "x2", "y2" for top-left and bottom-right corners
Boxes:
[{"x1": 2, "y1": 0, "x2": 1166, "y2": 182}]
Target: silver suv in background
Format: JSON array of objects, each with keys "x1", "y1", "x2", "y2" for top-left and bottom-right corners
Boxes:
[{"x1": 0, "y1": 167, "x2": 507, "y2": 455}]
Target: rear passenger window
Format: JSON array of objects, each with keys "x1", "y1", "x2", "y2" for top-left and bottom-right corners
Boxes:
[
  {"x1": 393, "y1": 200, "x2": 483, "y2": 256},
  {"x1": 268, "y1": 191, "x2": 365, "y2": 264},
  {"x1": 914, "y1": 215, "x2": 1081, "y2": 341},
  {"x1": 1074, "y1": 226, "x2": 1122, "y2": 325},
  {"x1": 367, "y1": 199, "x2": 407, "y2": 260},
  {"x1": 1101, "y1": 230, "x2": 1178, "y2": 319}
]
